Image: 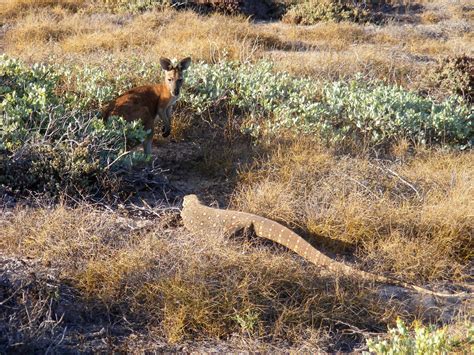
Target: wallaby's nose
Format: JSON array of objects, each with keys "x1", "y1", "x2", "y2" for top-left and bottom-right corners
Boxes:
[{"x1": 174, "y1": 89, "x2": 180, "y2": 96}]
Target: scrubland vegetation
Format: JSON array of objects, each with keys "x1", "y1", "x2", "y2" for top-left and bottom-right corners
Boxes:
[{"x1": 1, "y1": 0, "x2": 473, "y2": 352}]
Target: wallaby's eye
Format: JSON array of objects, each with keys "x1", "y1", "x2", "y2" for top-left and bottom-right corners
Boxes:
[{"x1": 168, "y1": 79, "x2": 172, "y2": 82}]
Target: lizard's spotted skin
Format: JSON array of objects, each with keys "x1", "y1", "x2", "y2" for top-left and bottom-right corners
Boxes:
[{"x1": 181, "y1": 194, "x2": 466, "y2": 298}]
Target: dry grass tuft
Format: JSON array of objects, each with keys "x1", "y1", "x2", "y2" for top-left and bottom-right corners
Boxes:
[
  {"x1": 232, "y1": 137, "x2": 473, "y2": 283},
  {"x1": 0, "y1": 0, "x2": 85, "y2": 20},
  {"x1": 420, "y1": 10, "x2": 444, "y2": 24}
]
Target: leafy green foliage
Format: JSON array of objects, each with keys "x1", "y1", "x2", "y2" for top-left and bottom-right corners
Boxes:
[
  {"x1": 365, "y1": 318, "x2": 474, "y2": 355},
  {"x1": 184, "y1": 61, "x2": 473, "y2": 147},
  {"x1": 233, "y1": 310, "x2": 260, "y2": 334},
  {"x1": 308, "y1": 78, "x2": 472, "y2": 147},
  {"x1": 0, "y1": 55, "x2": 147, "y2": 197}
]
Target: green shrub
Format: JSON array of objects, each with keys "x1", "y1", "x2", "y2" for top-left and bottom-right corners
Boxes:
[
  {"x1": 302, "y1": 77, "x2": 472, "y2": 147},
  {"x1": 1, "y1": 55, "x2": 471, "y2": 197},
  {"x1": 0, "y1": 55, "x2": 147, "y2": 198},
  {"x1": 365, "y1": 318, "x2": 474, "y2": 355},
  {"x1": 183, "y1": 61, "x2": 473, "y2": 148},
  {"x1": 283, "y1": 0, "x2": 370, "y2": 24}
]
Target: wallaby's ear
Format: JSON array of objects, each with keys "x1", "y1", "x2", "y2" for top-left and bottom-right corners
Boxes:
[
  {"x1": 179, "y1": 57, "x2": 192, "y2": 71},
  {"x1": 159, "y1": 57, "x2": 173, "y2": 71}
]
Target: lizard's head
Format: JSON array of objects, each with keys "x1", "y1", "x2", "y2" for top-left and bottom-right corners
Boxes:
[{"x1": 183, "y1": 194, "x2": 200, "y2": 208}]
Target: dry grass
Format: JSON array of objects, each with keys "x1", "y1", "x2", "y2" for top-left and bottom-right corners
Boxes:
[
  {"x1": 232, "y1": 138, "x2": 473, "y2": 283},
  {"x1": 3, "y1": 0, "x2": 472, "y2": 87},
  {"x1": 0, "y1": 205, "x2": 404, "y2": 350},
  {"x1": 259, "y1": 21, "x2": 372, "y2": 51},
  {"x1": 269, "y1": 45, "x2": 420, "y2": 84},
  {"x1": 1, "y1": 0, "x2": 473, "y2": 351},
  {"x1": 4, "y1": 8, "x2": 266, "y2": 63},
  {"x1": 0, "y1": 0, "x2": 85, "y2": 20}
]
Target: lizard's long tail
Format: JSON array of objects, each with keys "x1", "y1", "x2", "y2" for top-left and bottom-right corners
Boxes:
[
  {"x1": 275, "y1": 228, "x2": 464, "y2": 298},
  {"x1": 181, "y1": 194, "x2": 469, "y2": 299}
]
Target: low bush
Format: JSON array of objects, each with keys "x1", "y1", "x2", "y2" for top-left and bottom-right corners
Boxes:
[
  {"x1": 365, "y1": 318, "x2": 473, "y2": 354},
  {"x1": 0, "y1": 55, "x2": 147, "y2": 198},
  {"x1": 283, "y1": 0, "x2": 370, "y2": 25},
  {"x1": 421, "y1": 54, "x2": 473, "y2": 103},
  {"x1": 185, "y1": 61, "x2": 473, "y2": 148}
]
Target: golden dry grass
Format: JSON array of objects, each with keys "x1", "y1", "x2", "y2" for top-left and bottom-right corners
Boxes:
[
  {"x1": 0, "y1": 204, "x2": 402, "y2": 349},
  {"x1": 0, "y1": 0, "x2": 85, "y2": 20},
  {"x1": 268, "y1": 45, "x2": 419, "y2": 84},
  {"x1": 232, "y1": 138, "x2": 473, "y2": 283},
  {"x1": 4, "y1": 8, "x2": 266, "y2": 63},
  {"x1": 3, "y1": 0, "x2": 472, "y2": 86}
]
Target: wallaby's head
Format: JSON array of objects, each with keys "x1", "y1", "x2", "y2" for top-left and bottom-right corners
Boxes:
[{"x1": 160, "y1": 57, "x2": 192, "y2": 97}]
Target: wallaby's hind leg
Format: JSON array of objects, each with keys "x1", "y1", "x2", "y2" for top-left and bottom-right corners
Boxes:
[
  {"x1": 109, "y1": 105, "x2": 155, "y2": 155},
  {"x1": 161, "y1": 106, "x2": 173, "y2": 137},
  {"x1": 143, "y1": 121, "x2": 155, "y2": 156}
]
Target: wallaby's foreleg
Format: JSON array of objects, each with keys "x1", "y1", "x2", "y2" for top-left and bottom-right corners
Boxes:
[
  {"x1": 160, "y1": 107, "x2": 172, "y2": 138},
  {"x1": 141, "y1": 109, "x2": 155, "y2": 156},
  {"x1": 143, "y1": 127, "x2": 154, "y2": 155}
]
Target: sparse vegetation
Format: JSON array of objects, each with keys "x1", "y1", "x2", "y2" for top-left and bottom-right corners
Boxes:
[
  {"x1": 421, "y1": 54, "x2": 473, "y2": 103},
  {"x1": 283, "y1": 0, "x2": 370, "y2": 25},
  {"x1": 1, "y1": 0, "x2": 472, "y2": 352}
]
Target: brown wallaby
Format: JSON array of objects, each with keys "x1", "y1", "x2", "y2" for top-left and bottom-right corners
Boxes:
[{"x1": 102, "y1": 57, "x2": 191, "y2": 155}]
